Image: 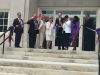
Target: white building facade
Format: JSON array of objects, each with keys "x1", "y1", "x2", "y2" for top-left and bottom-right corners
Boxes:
[{"x1": 0, "y1": 0, "x2": 100, "y2": 52}]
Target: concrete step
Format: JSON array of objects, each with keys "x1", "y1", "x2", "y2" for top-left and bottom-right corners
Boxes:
[
  {"x1": 0, "y1": 59, "x2": 98, "y2": 72},
  {"x1": 2, "y1": 51, "x2": 98, "y2": 59},
  {"x1": 4, "y1": 47, "x2": 98, "y2": 55},
  {"x1": 0, "y1": 66, "x2": 98, "y2": 75},
  {"x1": 0, "y1": 72, "x2": 27, "y2": 75},
  {"x1": 0, "y1": 55, "x2": 98, "y2": 64}
]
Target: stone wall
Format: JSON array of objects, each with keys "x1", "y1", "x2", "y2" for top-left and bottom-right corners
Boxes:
[
  {"x1": 37, "y1": 0, "x2": 100, "y2": 7},
  {"x1": 0, "y1": 0, "x2": 38, "y2": 48},
  {"x1": 0, "y1": 0, "x2": 26, "y2": 48},
  {"x1": 0, "y1": 0, "x2": 11, "y2": 9}
]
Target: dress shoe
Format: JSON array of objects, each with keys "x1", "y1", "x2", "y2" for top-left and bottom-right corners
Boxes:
[
  {"x1": 15, "y1": 46, "x2": 22, "y2": 48},
  {"x1": 58, "y1": 48, "x2": 61, "y2": 50}
]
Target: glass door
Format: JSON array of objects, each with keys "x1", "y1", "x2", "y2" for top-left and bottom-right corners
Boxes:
[
  {"x1": 82, "y1": 17, "x2": 96, "y2": 51},
  {"x1": 39, "y1": 9, "x2": 97, "y2": 50},
  {"x1": 54, "y1": 15, "x2": 81, "y2": 50}
]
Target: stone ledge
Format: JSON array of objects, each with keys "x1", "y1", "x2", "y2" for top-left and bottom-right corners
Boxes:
[
  {"x1": 0, "y1": 55, "x2": 98, "y2": 64},
  {"x1": 0, "y1": 59, "x2": 98, "y2": 72},
  {"x1": 3, "y1": 47, "x2": 98, "y2": 55},
  {"x1": 0, "y1": 66, "x2": 98, "y2": 75},
  {"x1": 0, "y1": 51, "x2": 97, "y2": 59},
  {"x1": 0, "y1": 72, "x2": 27, "y2": 75}
]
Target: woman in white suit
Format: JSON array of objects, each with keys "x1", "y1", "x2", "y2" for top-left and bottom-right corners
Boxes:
[
  {"x1": 38, "y1": 16, "x2": 46, "y2": 49},
  {"x1": 46, "y1": 16, "x2": 54, "y2": 49}
]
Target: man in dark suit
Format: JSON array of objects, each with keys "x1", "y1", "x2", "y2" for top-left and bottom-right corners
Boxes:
[
  {"x1": 27, "y1": 14, "x2": 38, "y2": 48},
  {"x1": 55, "y1": 13, "x2": 64, "y2": 50},
  {"x1": 13, "y1": 12, "x2": 23, "y2": 48},
  {"x1": 83, "y1": 13, "x2": 94, "y2": 51}
]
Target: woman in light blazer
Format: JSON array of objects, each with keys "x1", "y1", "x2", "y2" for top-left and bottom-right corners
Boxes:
[
  {"x1": 38, "y1": 16, "x2": 46, "y2": 49},
  {"x1": 46, "y1": 16, "x2": 54, "y2": 49}
]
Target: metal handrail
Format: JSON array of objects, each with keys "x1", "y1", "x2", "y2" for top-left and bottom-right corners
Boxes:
[
  {"x1": 0, "y1": 29, "x2": 9, "y2": 54},
  {"x1": 0, "y1": 30, "x2": 9, "y2": 38}
]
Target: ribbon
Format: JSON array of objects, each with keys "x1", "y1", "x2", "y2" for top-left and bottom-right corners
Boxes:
[
  {"x1": 95, "y1": 28, "x2": 100, "y2": 46},
  {"x1": 18, "y1": 16, "x2": 38, "y2": 27},
  {"x1": 95, "y1": 38, "x2": 99, "y2": 46},
  {"x1": 84, "y1": 26, "x2": 100, "y2": 34},
  {"x1": 70, "y1": 24, "x2": 100, "y2": 47},
  {"x1": 85, "y1": 27, "x2": 100, "y2": 46},
  {"x1": 17, "y1": 12, "x2": 43, "y2": 27},
  {"x1": 38, "y1": 12, "x2": 43, "y2": 19},
  {"x1": 56, "y1": 26, "x2": 58, "y2": 32},
  {"x1": 70, "y1": 25, "x2": 82, "y2": 46},
  {"x1": 96, "y1": 28, "x2": 100, "y2": 34},
  {"x1": 85, "y1": 26, "x2": 96, "y2": 32},
  {"x1": 7, "y1": 12, "x2": 43, "y2": 43},
  {"x1": 8, "y1": 26, "x2": 14, "y2": 43}
]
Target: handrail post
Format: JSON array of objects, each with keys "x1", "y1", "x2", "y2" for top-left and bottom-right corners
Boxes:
[
  {"x1": 99, "y1": 38, "x2": 100, "y2": 75},
  {"x1": 2, "y1": 33, "x2": 5, "y2": 54},
  {"x1": 9, "y1": 40, "x2": 11, "y2": 47},
  {"x1": 9, "y1": 33, "x2": 11, "y2": 47}
]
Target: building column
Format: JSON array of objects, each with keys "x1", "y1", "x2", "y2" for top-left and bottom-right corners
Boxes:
[
  {"x1": 22, "y1": 0, "x2": 38, "y2": 48},
  {"x1": 95, "y1": 8, "x2": 100, "y2": 52},
  {"x1": 9, "y1": 0, "x2": 26, "y2": 47},
  {"x1": 22, "y1": 0, "x2": 30, "y2": 48}
]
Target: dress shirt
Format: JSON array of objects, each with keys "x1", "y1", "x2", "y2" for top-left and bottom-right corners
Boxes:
[
  {"x1": 59, "y1": 18, "x2": 61, "y2": 22},
  {"x1": 34, "y1": 20, "x2": 38, "y2": 30},
  {"x1": 62, "y1": 19, "x2": 71, "y2": 33},
  {"x1": 18, "y1": 18, "x2": 22, "y2": 24},
  {"x1": 18, "y1": 18, "x2": 23, "y2": 28},
  {"x1": 86, "y1": 18, "x2": 90, "y2": 20}
]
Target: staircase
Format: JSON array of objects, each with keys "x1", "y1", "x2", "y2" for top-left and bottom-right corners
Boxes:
[{"x1": 0, "y1": 47, "x2": 98, "y2": 75}]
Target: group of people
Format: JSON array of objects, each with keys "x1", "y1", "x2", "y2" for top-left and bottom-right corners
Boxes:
[
  {"x1": 55, "y1": 13, "x2": 79, "y2": 50},
  {"x1": 13, "y1": 12, "x2": 95, "y2": 51}
]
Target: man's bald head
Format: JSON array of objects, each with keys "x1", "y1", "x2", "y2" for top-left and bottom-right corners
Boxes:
[
  {"x1": 58, "y1": 13, "x2": 62, "y2": 18},
  {"x1": 32, "y1": 14, "x2": 37, "y2": 17}
]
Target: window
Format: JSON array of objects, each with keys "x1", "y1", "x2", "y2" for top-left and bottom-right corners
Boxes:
[
  {"x1": 42, "y1": 10, "x2": 54, "y2": 14},
  {"x1": 84, "y1": 11, "x2": 97, "y2": 15},
  {"x1": 0, "y1": 12, "x2": 8, "y2": 32},
  {"x1": 56, "y1": 11, "x2": 81, "y2": 15}
]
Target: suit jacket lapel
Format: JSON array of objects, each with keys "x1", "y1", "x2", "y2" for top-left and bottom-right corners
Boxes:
[{"x1": 17, "y1": 18, "x2": 20, "y2": 24}]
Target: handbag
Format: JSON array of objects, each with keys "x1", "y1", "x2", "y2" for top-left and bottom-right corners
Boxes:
[{"x1": 36, "y1": 29, "x2": 39, "y2": 34}]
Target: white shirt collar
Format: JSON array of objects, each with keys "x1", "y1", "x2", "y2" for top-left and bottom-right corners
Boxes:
[
  {"x1": 87, "y1": 17, "x2": 90, "y2": 20},
  {"x1": 18, "y1": 18, "x2": 21, "y2": 20}
]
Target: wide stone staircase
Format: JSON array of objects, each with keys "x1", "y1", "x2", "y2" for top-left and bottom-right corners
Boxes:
[{"x1": 0, "y1": 47, "x2": 98, "y2": 75}]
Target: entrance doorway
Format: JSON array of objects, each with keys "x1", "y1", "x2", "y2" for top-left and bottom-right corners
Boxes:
[{"x1": 38, "y1": 8, "x2": 97, "y2": 51}]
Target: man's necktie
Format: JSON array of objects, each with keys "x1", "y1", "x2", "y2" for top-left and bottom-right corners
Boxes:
[
  {"x1": 34, "y1": 20, "x2": 38, "y2": 30},
  {"x1": 19, "y1": 19, "x2": 23, "y2": 28}
]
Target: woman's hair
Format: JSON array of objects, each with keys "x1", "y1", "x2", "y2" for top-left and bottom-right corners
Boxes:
[
  {"x1": 64, "y1": 15, "x2": 69, "y2": 19},
  {"x1": 49, "y1": 16, "x2": 53, "y2": 19},
  {"x1": 73, "y1": 16, "x2": 79, "y2": 23},
  {"x1": 41, "y1": 16, "x2": 45, "y2": 20},
  {"x1": 48, "y1": 16, "x2": 53, "y2": 22}
]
